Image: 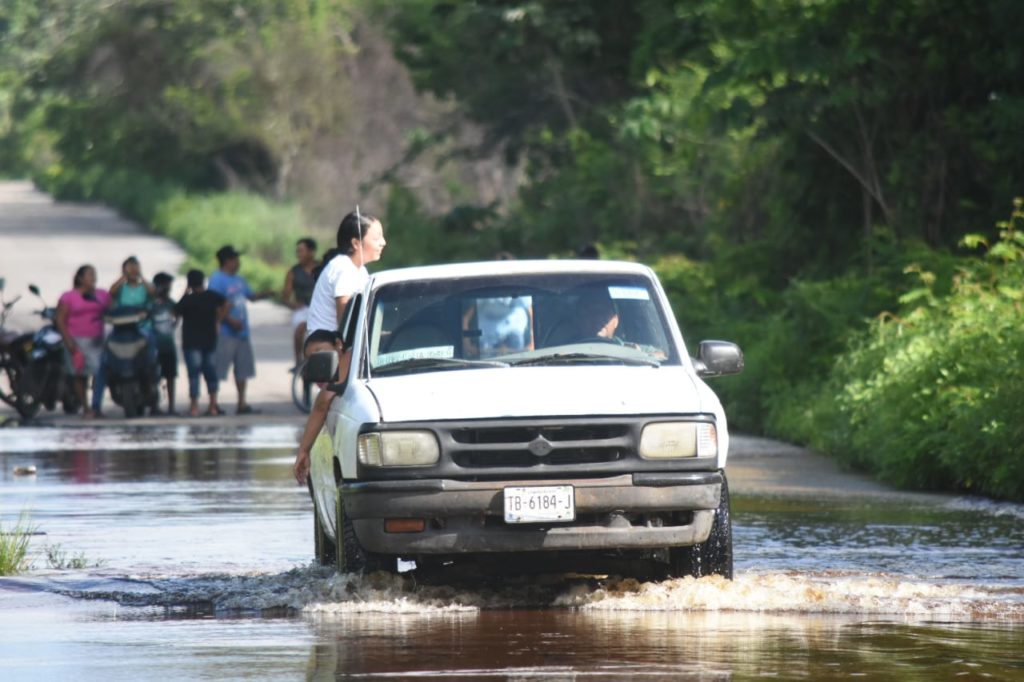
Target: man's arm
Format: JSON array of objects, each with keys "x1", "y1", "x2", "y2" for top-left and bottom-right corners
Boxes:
[
  {"x1": 281, "y1": 269, "x2": 298, "y2": 309},
  {"x1": 216, "y1": 301, "x2": 229, "y2": 321},
  {"x1": 55, "y1": 301, "x2": 75, "y2": 352},
  {"x1": 109, "y1": 275, "x2": 126, "y2": 298}
]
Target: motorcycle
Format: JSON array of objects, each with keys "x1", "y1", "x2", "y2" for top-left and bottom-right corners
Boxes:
[
  {"x1": 103, "y1": 306, "x2": 159, "y2": 418},
  {"x1": 0, "y1": 282, "x2": 79, "y2": 420}
]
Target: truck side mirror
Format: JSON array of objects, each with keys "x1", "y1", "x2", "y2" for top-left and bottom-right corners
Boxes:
[
  {"x1": 693, "y1": 340, "x2": 744, "y2": 378},
  {"x1": 303, "y1": 350, "x2": 339, "y2": 385}
]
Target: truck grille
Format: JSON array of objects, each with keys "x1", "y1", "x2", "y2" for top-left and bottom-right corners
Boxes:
[{"x1": 447, "y1": 423, "x2": 633, "y2": 468}]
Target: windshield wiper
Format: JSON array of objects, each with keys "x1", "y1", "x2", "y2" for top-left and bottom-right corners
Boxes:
[
  {"x1": 510, "y1": 352, "x2": 660, "y2": 368},
  {"x1": 373, "y1": 357, "x2": 509, "y2": 376}
]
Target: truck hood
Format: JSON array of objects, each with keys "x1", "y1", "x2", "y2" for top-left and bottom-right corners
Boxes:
[{"x1": 365, "y1": 366, "x2": 704, "y2": 422}]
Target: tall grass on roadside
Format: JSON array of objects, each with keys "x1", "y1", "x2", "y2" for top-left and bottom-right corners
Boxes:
[
  {"x1": 0, "y1": 513, "x2": 36, "y2": 575},
  {"x1": 35, "y1": 164, "x2": 311, "y2": 293}
]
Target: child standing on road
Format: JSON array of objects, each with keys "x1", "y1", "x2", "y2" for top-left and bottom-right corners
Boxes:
[
  {"x1": 176, "y1": 269, "x2": 227, "y2": 417},
  {"x1": 151, "y1": 272, "x2": 178, "y2": 415}
]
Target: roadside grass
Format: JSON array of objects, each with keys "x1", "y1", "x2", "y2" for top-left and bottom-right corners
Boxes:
[
  {"x1": 35, "y1": 164, "x2": 312, "y2": 293},
  {"x1": 0, "y1": 513, "x2": 36, "y2": 575},
  {"x1": 45, "y1": 543, "x2": 105, "y2": 570}
]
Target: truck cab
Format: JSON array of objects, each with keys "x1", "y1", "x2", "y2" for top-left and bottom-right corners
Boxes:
[{"x1": 305, "y1": 260, "x2": 743, "y2": 578}]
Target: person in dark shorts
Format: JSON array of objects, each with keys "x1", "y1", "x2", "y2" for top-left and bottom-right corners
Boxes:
[
  {"x1": 151, "y1": 272, "x2": 179, "y2": 415},
  {"x1": 176, "y1": 269, "x2": 227, "y2": 417}
]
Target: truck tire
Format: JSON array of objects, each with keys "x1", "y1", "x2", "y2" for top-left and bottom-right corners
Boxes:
[
  {"x1": 313, "y1": 494, "x2": 337, "y2": 566},
  {"x1": 668, "y1": 474, "x2": 733, "y2": 579},
  {"x1": 335, "y1": 488, "x2": 391, "y2": 574}
]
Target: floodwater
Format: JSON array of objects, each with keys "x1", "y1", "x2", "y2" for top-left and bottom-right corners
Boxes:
[{"x1": 1, "y1": 426, "x2": 1022, "y2": 681}]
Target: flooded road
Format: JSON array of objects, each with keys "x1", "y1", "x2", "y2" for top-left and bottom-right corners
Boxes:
[{"x1": 1, "y1": 426, "x2": 1022, "y2": 680}]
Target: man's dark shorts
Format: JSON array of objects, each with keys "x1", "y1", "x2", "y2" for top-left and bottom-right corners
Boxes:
[{"x1": 157, "y1": 345, "x2": 178, "y2": 380}]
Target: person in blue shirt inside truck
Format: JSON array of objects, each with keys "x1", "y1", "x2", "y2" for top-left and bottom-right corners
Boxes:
[{"x1": 208, "y1": 245, "x2": 274, "y2": 415}]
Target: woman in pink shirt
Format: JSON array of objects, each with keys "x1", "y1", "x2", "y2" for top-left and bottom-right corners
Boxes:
[{"x1": 55, "y1": 265, "x2": 112, "y2": 417}]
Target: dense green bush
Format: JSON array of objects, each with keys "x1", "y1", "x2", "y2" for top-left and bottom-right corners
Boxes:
[{"x1": 798, "y1": 202, "x2": 1024, "y2": 500}]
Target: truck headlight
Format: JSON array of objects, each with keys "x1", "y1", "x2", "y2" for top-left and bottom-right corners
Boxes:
[
  {"x1": 639, "y1": 422, "x2": 717, "y2": 459},
  {"x1": 358, "y1": 431, "x2": 440, "y2": 467}
]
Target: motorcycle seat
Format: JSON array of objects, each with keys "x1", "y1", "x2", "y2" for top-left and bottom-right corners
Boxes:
[{"x1": 108, "y1": 339, "x2": 148, "y2": 360}]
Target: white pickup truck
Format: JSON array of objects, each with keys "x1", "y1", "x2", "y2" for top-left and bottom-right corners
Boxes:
[{"x1": 304, "y1": 259, "x2": 743, "y2": 578}]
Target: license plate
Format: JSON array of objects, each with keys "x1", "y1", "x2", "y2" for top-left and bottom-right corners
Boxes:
[{"x1": 503, "y1": 486, "x2": 575, "y2": 524}]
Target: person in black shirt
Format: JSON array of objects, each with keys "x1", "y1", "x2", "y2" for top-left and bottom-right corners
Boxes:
[
  {"x1": 281, "y1": 237, "x2": 319, "y2": 368},
  {"x1": 176, "y1": 269, "x2": 228, "y2": 417}
]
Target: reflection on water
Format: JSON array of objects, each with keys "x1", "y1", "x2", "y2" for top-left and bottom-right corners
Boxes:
[
  {"x1": 304, "y1": 611, "x2": 1024, "y2": 680},
  {"x1": 0, "y1": 424, "x2": 301, "y2": 455},
  {"x1": 1, "y1": 426, "x2": 1023, "y2": 680}
]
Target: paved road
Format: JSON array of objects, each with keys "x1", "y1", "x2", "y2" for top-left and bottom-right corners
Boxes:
[{"x1": 0, "y1": 181, "x2": 301, "y2": 424}]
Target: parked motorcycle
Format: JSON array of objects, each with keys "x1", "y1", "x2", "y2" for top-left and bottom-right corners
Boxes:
[
  {"x1": 0, "y1": 282, "x2": 79, "y2": 420},
  {"x1": 103, "y1": 306, "x2": 159, "y2": 418}
]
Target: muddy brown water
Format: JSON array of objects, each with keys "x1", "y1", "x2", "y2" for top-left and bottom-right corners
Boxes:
[{"x1": 1, "y1": 426, "x2": 1022, "y2": 680}]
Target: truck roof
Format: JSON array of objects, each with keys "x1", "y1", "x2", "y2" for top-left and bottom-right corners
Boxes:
[{"x1": 369, "y1": 259, "x2": 655, "y2": 287}]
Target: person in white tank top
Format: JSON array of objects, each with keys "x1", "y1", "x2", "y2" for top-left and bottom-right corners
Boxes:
[{"x1": 305, "y1": 211, "x2": 386, "y2": 337}]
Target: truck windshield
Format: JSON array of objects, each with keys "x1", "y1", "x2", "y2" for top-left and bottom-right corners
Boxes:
[{"x1": 367, "y1": 273, "x2": 678, "y2": 376}]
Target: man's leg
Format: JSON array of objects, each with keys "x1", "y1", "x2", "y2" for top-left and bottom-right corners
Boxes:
[
  {"x1": 235, "y1": 337, "x2": 257, "y2": 413},
  {"x1": 166, "y1": 377, "x2": 176, "y2": 414},
  {"x1": 90, "y1": 342, "x2": 106, "y2": 416},
  {"x1": 236, "y1": 378, "x2": 247, "y2": 412},
  {"x1": 184, "y1": 349, "x2": 201, "y2": 416},
  {"x1": 201, "y1": 350, "x2": 221, "y2": 415}
]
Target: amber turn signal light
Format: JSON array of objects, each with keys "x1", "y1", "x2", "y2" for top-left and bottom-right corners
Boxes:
[{"x1": 384, "y1": 518, "x2": 426, "y2": 534}]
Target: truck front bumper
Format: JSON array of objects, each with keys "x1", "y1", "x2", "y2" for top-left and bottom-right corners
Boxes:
[{"x1": 341, "y1": 471, "x2": 722, "y2": 555}]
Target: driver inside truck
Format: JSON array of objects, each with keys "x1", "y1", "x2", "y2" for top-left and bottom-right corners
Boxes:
[{"x1": 574, "y1": 291, "x2": 620, "y2": 341}]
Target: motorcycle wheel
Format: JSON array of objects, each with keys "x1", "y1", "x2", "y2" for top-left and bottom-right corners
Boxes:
[
  {"x1": 8, "y1": 362, "x2": 42, "y2": 420},
  {"x1": 121, "y1": 381, "x2": 141, "y2": 418},
  {"x1": 14, "y1": 386, "x2": 42, "y2": 420}
]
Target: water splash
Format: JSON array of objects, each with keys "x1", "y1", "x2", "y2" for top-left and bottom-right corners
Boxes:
[{"x1": 27, "y1": 568, "x2": 1024, "y2": 622}]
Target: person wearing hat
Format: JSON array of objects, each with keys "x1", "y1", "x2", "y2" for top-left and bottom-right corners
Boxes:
[{"x1": 208, "y1": 245, "x2": 274, "y2": 414}]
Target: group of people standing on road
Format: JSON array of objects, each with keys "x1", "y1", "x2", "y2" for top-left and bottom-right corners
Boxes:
[
  {"x1": 54, "y1": 209, "x2": 387, "y2": 422},
  {"x1": 56, "y1": 258, "x2": 178, "y2": 418}
]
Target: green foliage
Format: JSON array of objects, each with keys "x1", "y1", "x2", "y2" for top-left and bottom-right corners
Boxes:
[
  {"x1": 0, "y1": 513, "x2": 35, "y2": 575},
  {"x1": 36, "y1": 164, "x2": 309, "y2": 293},
  {"x1": 2, "y1": 0, "x2": 355, "y2": 191},
  {"x1": 800, "y1": 201, "x2": 1024, "y2": 500}
]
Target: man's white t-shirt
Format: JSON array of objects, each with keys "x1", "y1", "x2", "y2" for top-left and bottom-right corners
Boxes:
[{"x1": 306, "y1": 254, "x2": 369, "y2": 336}]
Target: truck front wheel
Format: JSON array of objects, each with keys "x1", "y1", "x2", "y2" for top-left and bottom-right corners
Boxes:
[
  {"x1": 667, "y1": 474, "x2": 733, "y2": 579},
  {"x1": 313, "y1": 496, "x2": 337, "y2": 566},
  {"x1": 335, "y1": 489, "x2": 392, "y2": 574}
]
